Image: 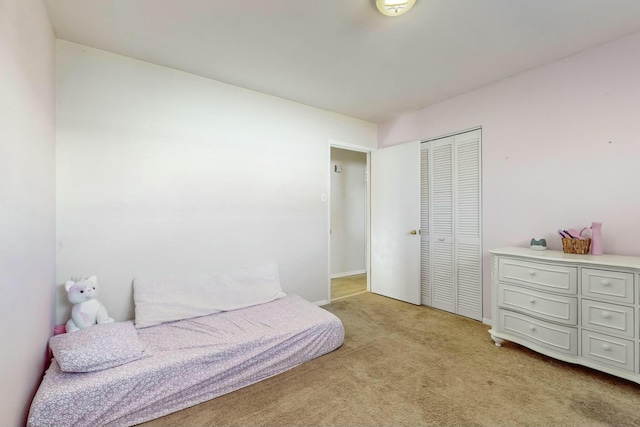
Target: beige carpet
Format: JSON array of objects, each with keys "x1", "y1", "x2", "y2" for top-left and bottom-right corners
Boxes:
[{"x1": 140, "y1": 292, "x2": 640, "y2": 427}]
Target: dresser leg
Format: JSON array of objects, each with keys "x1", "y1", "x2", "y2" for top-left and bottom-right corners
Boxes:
[{"x1": 490, "y1": 333, "x2": 504, "y2": 347}]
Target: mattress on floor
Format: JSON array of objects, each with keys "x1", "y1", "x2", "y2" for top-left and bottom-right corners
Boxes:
[{"x1": 28, "y1": 295, "x2": 344, "y2": 427}]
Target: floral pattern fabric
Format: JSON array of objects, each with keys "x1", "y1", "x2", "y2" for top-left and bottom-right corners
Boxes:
[
  {"x1": 49, "y1": 321, "x2": 150, "y2": 372},
  {"x1": 28, "y1": 295, "x2": 345, "y2": 427}
]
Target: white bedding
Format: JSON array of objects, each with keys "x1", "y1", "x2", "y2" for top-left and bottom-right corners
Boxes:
[
  {"x1": 28, "y1": 295, "x2": 344, "y2": 427},
  {"x1": 133, "y1": 262, "x2": 287, "y2": 328}
]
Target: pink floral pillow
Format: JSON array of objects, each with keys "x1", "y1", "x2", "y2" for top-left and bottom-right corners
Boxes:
[{"x1": 49, "y1": 321, "x2": 150, "y2": 372}]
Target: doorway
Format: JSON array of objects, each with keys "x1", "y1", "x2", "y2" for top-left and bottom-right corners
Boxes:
[{"x1": 329, "y1": 145, "x2": 370, "y2": 301}]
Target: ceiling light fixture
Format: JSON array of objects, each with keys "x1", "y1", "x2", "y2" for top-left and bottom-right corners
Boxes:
[{"x1": 375, "y1": 0, "x2": 416, "y2": 17}]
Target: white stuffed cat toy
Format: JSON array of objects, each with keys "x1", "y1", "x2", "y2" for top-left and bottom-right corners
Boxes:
[{"x1": 65, "y1": 276, "x2": 114, "y2": 333}]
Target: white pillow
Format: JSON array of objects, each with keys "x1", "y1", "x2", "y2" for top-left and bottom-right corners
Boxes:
[
  {"x1": 133, "y1": 262, "x2": 286, "y2": 328},
  {"x1": 49, "y1": 321, "x2": 150, "y2": 372}
]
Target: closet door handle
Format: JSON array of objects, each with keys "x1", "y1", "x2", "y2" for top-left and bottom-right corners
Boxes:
[{"x1": 410, "y1": 230, "x2": 418, "y2": 235}]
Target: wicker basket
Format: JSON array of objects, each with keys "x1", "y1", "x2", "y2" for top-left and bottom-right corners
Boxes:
[{"x1": 561, "y1": 238, "x2": 591, "y2": 254}]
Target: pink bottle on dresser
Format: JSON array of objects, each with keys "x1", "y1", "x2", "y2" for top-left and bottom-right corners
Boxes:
[{"x1": 591, "y1": 222, "x2": 602, "y2": 255}]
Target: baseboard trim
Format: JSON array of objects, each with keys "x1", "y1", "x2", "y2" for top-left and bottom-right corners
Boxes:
[
  {"x1": 482, "y1": 317, "x2": 492, "y2": 326},
  {"x1": 330, "y1": 269, "x2": 366, "y2": 279},
  {"x1": 314, "y1": 299, "x2": 330, "y2": 307}
]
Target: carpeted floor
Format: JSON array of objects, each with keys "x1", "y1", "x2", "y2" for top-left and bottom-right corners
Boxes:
[{"x1": 140, "y1": 292, "x2": 640, "y2": 426}]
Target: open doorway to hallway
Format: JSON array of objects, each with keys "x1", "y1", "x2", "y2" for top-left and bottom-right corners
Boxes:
[
  {"x1": 330, "y1": 147, "x2": 368, "y2": 301},
  {"x1": 331, "y1": 273, "x2": 367, "y2": 301}
]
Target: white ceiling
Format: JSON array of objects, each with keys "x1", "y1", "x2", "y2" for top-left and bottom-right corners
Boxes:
[{"x1": 44, "y1": 0, "x2": 640, "y2": 123}]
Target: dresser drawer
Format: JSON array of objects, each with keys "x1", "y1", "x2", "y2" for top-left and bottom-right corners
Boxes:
[
  {"x1": 499, "y1": 285, "x2": 577, "y2": 325},
  {"x1": 581, "y1": 299, "x2": 635, "y2": 338},
  {"x1": 581, "y1": 330, "x2": 635, "y2": 372},
  {"x1": 499, "y1": 309, "x2": 577, "y2": 355},
  {"x1": 498, "y1": 258, "x2": 577, "y2": 294},
  {"x1": 581, "y1": 268, "x2": 634, "y2": 303}
]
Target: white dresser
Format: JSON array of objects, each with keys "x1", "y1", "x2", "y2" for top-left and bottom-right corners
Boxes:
[{"x1": 489, "y1": 247, "x2": 640, "y2": 384}]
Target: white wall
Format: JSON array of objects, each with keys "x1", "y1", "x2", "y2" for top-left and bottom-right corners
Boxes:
[
  {"x1": 56, "y1": 41, "x2": 377, "y2": 323},
  {"x1": 330, "y1": 148, "x2": 367, "y2": 276},
  {"x1": 378, "y1": 32, "x2": 640, "y2": 320},
  {"x1": 0, "y1": 0, "x2": 56, "y2": 424}
]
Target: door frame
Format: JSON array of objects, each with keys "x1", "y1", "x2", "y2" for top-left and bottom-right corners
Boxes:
[{"x1": 327, "y1": 139, "x2": 374, "y2": 302}]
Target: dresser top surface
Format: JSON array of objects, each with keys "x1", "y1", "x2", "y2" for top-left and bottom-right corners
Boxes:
[{"x1": 490, "y1": 247, "x2": 640, "y2": 269}]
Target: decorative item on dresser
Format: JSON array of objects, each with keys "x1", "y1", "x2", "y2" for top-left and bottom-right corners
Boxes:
[
  {"x1": 489, "y1": 247, "x2": 640, "y2": 384},
  {"x1": 530, "y1": 238, "x2": 547, "y2": 251}
]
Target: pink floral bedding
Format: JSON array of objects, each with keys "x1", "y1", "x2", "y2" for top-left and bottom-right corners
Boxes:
[{"x1": 28, "y1": 295, "x2": 344, "y2": 427}]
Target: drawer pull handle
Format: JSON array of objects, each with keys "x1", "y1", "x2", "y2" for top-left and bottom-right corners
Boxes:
[
  {"x1": 601, "y1": 311, "x2": 611, "y2": 319},
  {"x1": 601, "y1": 280, "x2": 611, "y2": 286},
  {"x1": 438, "y1": 237, "x2": 445, "y2": 242},
  {"x1": 602, "y1": 344, "x2": 612, "y2": 351},
  {"x1": 529, "y1": 325, "x2": 536, "y2": 332},
  {"x1": 528, "y1": 270, "x2": 536, "y2": 276},
  {"x1": 528, "y1": 298, "x2": 536, "y2": 304}
]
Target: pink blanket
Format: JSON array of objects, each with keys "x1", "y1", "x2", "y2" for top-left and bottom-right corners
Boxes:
[{"x1": 28, "y1": 295, "x2": 344, "y2": 427}]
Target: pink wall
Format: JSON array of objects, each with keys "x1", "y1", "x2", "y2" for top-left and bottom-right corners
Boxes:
[
  {"x1": 0, "y1": 0, "x2": 56, "y2": 424},
  {"x1": 379, "y1": 32, "x2": 640, "y2": 320}
]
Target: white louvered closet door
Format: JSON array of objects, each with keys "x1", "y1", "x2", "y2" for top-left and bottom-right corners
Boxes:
[
  {"x1": 420, "y1": 146, "x2": 430, "y2": 305},
  {"x1": 429, "y1": 137, "x2": 455, "y2": 313},
  {"x1": 454, "y1": 130, "x2": 482, "y2": 320},
  {"x1": 421, "y1": 129, "x2": 482, "y2": 321}
]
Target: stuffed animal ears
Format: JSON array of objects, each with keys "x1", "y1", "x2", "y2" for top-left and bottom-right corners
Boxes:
[
  {"x1": 65, "y1": 280, "x2": 75, "y2": 292},
  {"x1": 87, "y1": 276, "x2": 98, "y2": 285}
]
